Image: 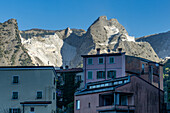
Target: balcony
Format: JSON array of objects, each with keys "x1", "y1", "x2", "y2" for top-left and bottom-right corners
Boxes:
[
  {"x1": 97, "y1": 92, "x2": 135, "y2": 112},
  {"x1": 96, "y1": 105, "x2": 135, "y2": 112},
  {"x1": 153, "y1": 67, "x2": 159, "y2": 75}
]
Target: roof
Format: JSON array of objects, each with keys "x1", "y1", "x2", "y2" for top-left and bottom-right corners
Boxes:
[
  {"x1": 55, "y1": 68, "x2": 83, "y2": 73},
  {"x1": 75, "y1": 76, "x2": 130, "y2": 95},
  {"x1": 81, "y1": 52, "x2": 125, "y2": 58},
  {"x1": 0, "y1": 66, "x2": 55, "y2": 70},
  {"x1": 75, "y1": 75, "x2": 163, "y2": 96},
  {"x1": 125, "y1": 55, "x2": 163, "y2": 66},
  {"x1": 20, "y1": 101, "x2": 52, "y2": 105}
]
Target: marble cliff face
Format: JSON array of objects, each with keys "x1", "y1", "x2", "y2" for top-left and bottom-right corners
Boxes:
[{"x1": 1, "y1": 16, "x2": 166, "y2": 67}]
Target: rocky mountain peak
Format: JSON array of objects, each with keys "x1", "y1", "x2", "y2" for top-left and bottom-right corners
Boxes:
[
  {"x1": 0, "y1": 19, "x2": 33, "y2": 66},
  {"x1": 86, "y1": 16, "x2": 134, "y2": 50},
  {"x1": 64, "y1": 27, "x2": 72, "y2": 37},
  {"x1": 0, "y1": 17, "x2": 163, "y2": 67},
  {"x1": 5, "y1": 18, "x2": 17, "y2": 24}
]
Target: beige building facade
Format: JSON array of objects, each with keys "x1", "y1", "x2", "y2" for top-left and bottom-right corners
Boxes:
[{"x1": 0, "y1": 66, "x2": 56, "y2": 113}]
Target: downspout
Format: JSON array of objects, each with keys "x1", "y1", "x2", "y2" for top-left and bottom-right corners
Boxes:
[
  {"x1": 23, "y1": 104, "x2": 24, "y2": 113},
  {"x1": 84, "y1": 58, "x2": 86, "y2": 85},
  {"x1": 158, "y1": 66, "x2": 160, "y2": 113},
  {"x1": 104, "y1": 55, "x2": 107, "y2": 80}
]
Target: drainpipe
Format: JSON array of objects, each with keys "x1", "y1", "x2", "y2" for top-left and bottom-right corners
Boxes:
[
  {"x1": 158, "y1": 66, "x2": 160, "y2": 113},
  {"x1": 84, "y1": 58, "x2": 86, "y2": 85},
  {"x1": 23, "y1": 104, "x2": 24, "y2": 113},
  {"x1": 128, "y1": 106, "x2": 130, "y2": 113},
  {"x1": 104, "y1": 55, "x2": 106, "y2": 80}
]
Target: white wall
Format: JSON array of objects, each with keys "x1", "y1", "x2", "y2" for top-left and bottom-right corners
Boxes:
[{"x1": 0, "y1": 68, "x2": 56, "y2": 113}]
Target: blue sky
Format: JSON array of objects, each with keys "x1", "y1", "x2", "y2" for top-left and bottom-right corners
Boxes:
[{"x1": 0, "y1": 0, "x2": 170, "y2": 37}]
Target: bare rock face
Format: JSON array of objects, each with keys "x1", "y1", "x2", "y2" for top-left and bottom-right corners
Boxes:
[
  {"x1": 79, "y1": 16, "x2": 159, "y2": 63},
  {"x1": 0, "y1": 19, "x2": 33, "y2": 66},
  {"x1": 136, "y1": 31, "x2": 170, "y2": 58},
  {"x1": 0, "y1": 16, "x2": 161, "y2": 67}
]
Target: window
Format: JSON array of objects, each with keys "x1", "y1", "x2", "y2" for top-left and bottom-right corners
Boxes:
[
  {"x1": 109, "y1": 57, "x2": 114, "y2": 64},
  {"x1": 54, "y1": 77, "x2": 55, "y2": 85},
  {"x1": 98, "y1": 57, "x2": 104, "y2": 64},
  {"x1": 120, "y1": 95, "x2": 127, "y2": 105},
  {"x1": 9, "y1": 108, "x2": 21, "y2": 113},
  {"x1": 30, "y1": 107, "x2": 34, "y2": 112},
  {"x1": 53, "y1": 92, "x2": 55, "y2": 100},
  {"x1": 88, "y1": 103, "x2": 90, "y2": 108},
  {"x1": 12, "y1": 92, "x2": 18, "y2": 99},
  {"x1": 97, "y1": 71, "x2": 105, "y2": 79},
  {"x1": 76, "y1": 100, "x2": 80, "y2": 110},
  {"x1": 107, "y1": 70, "x2": 116, "y2": 79},
  {"x1": 37, "y1": 91, "x2": 42, "y2": 99},
  {"x1": 142, "y1": 64, "x2": 145, "y2": 74},
  {"x1": 88, "y1": 71, "x2": 93, "y2": 79},
  {"x1": 13, "y1": 76, "x2": 19, "y2": 83},
  {"x1": 87, "y1": 58, "x2": 93, "y2": 65},
  {"x1": 75, "y1": 75, "x2": 81, "y2": 83}
]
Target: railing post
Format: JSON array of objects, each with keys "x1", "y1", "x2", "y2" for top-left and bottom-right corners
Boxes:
[{"x1": 114, "y1": 93, "x2": 116, "y2": 105}]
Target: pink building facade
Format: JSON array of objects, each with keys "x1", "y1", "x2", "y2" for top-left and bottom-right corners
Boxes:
[
  {"x1": 82, "y1": 52, "x2": 125, "y2": 84},
  {"x1": 74, "y1": 51, "x2": 164, "y2": 113}
]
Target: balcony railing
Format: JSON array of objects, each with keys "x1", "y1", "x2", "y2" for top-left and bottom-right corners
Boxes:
[{"x1": 96, "y1": 105, "x2": 135, "y2": 112}]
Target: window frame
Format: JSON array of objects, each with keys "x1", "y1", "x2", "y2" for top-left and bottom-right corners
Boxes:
[
  {"x1": 13, "y1": 75, "x2": 19, "y2": 84},
  {"x1": 142, "y1": 64, "x2": 145, "y2": 74},
  {"x1": 75, "y1": 75, "x2": 81, "y2": 83},
  {"x1": 109, "y1": 57, "x2": 115, "y2": 64},
  {"x1": 76, "y1": 100, "x2": 80, "y2": 110},
  {"x1": 54, "y1": 77, "x2": 56, "y2": 85},
  {"x1": 9, "y1": 108, "x2": 21, "y2": 113},
  {"x1": 87, "y1": 71, "x2": 93, "y2": 79},
  {"x1": 12, "y1": 92, "x2": 18, "y2": 100},
  {"x1": 87, "y1": 58, "x2": 93, "y2": 65},
  {"x1": 30, "y1": 107, "x2": 34, "y2": 112},
  {"x1": 98, "y1": 57, "x2": 104, "y2": 64},
  {"x1": 97, "y1": 71, "x2": 105, "y2": 79},
  {"x1": 120, "y1": 95, "x2": 128, "y2": 106},
  {"x1": 53, "y1": 92, "x2": 55, "y2": 100},
  {"x1": 37, "y1": 91, "x2": 43, "y2": 99},
  {"x1": 107, "y1": 70, "x2": 116, "y2": 79}
]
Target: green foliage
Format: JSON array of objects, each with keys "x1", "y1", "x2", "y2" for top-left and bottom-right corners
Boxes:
[
  {"x1": 57, "y1": 73, "x2": 81, "y2": 110},
  {"x1": 66, "y1": 102, "x2": 74, "y2": 113},
  {"x1": 167, "y1": 80, "x2": 170, "y2": 102},
  {"x1": 163, "y1": 59, "x2": 170, "y2": 102}
]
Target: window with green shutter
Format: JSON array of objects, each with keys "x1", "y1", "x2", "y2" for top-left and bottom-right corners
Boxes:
[
  {"x1": 88, "y1": 58, "x2": 93, "y2": 65},
  {"x1": 13, "y1": 76, "x2": 19, "y2": 84},
  {"x1": 37, "y1": 91, "x2": 42, "y2": 99},
  {"x1": 107, "y1": 70, "x2": 116, "y2": 79},
  {"x1": 9, "y1": 108, "x2": 21, "y2": 113},
  {"x1": 98, "y1": 57, "x2": 104, "y2": 64},
  {"x1": 109, "y1": 57, "x2": 115, "y2": 64},
  {"x1": 97, "y1": 71, "x2": 105, "y2": 79},
  {"x1": 12, "y1": 92, "x2": 18, "y2": 99},
  {"x1": 88, "y1": 71, "x2": 93, "y2": 79}
]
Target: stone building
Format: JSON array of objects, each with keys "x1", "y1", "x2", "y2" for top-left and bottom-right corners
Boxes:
[{"x1": 0, "y1": 66, "x2": 57, "y2": 113}]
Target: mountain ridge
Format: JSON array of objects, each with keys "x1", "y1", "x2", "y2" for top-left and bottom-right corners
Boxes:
[{"x1": 0, "y1": 16, "x2": 165, "y2": 67}]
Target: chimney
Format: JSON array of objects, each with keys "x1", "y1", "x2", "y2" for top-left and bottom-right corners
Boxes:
[
  {"x1": 118, "y1": 48, "x2": 122, "y2": 53},
  {"x1": 60, "y1": 66, "x2": 63, "y2": 70},
  {"x1": 65, "y1": 65, "x2": 69, "y2": 69},
  {"x1": 107, "y1": 49, "x2": 110, "y2": 53},
  {"x1": 97, "y1": 48, "x2": 100, "y2": 54}
]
